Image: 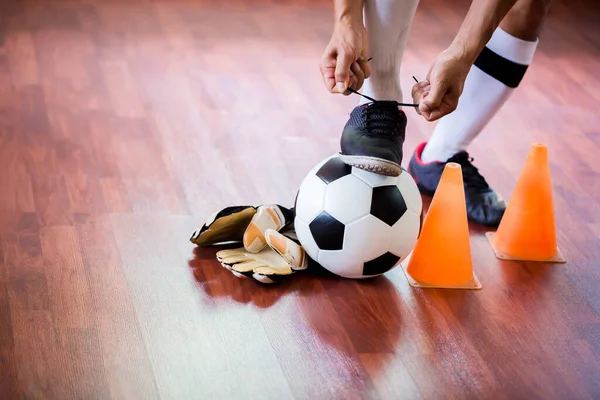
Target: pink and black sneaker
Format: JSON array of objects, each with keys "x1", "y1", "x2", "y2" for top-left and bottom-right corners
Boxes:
[{"x1": 408, "y1": 142, "x2": 506, "y2": 227}]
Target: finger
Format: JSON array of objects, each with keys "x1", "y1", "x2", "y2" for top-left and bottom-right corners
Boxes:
[
  {"x1": 320, "y1": 47, "x2": 339, "y2": 91},
  {"x1": 411, "y1": 80, "x2": 429, "y2": 99},
  {"x1": 230, "y1": 269, "x2": 252, "y2": 280},
  {"x1": 424, "y1": 99, "x2": 457, "y2": 122},
  {"x1": 357, "y1": 57, "x2": 371, "y2": 80},
  {"x1": 219, "y1": 252, "x2": 252, "y2": 265},
  {"x1": 360, "y1": 32, "x2": 371, "y2": 78},
  {"x1": 418, "y1": 92, "x2": 432, "y2": 118},
  {"x1": 216, "y1": 248, "x2": 245, "y2": 259},
  {"x1": 422, "y1": 80, "x2": 448, "y2": 110},
  {"x1": 320, "y1": 65, "x2": 336, "y2": 91},
  {"x1": 411, "y1": 82, "x2": 430, "y2": 105},
  {"x1": 350, "y1": 62, "x2": 365, "y2": 91},
  {"x1": 231, "y1": 260, "x2": 264, "y2": 273},
  {"x1": 253, "y1": 271, "x2": 288, "y2": 284},
  {"x1": 265, "y1": 229, "x2": 308, "y2": 271},
  {"x1": 412, "y1": 84, "x2": 430, "y2": 115},
  {"x1": 345, "y1": 69, "x2": 358, "y2": 96},
  {"x1": 323, "y1": 71, "x2": 337, "y2": 93},
  {"x1": 424, "y1": 108, "x2": 445, "y2": 122},
  {"x1": 334, "y1": 51, "x2": 354, "y2": 93},
  {"x1": 320, "y1": 62, "x2": 337, "y2": 93},
  {"x1": 253, "y1": 265, "x2": 292, "y2": 276}
]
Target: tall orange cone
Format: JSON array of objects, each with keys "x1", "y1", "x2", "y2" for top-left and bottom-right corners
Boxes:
[
  {"x1": 402, "y1": 162, "x2": 482, "y2": 289},
  {"x1": 486, "y1": 143, "x2": 565, "y2": 263}
]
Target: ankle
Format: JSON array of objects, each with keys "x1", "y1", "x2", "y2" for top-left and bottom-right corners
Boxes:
[{"x1": 420, "y1": 142, "x2": 458, "y2": 163}]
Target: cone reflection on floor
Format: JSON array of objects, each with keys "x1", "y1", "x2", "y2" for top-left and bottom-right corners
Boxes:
[
  {"x1": 486, "y1": 143, "x2": 566, "y2": 263},
  {"x1": 402, "y1": 162, "x2": 482, "y2": 289}
]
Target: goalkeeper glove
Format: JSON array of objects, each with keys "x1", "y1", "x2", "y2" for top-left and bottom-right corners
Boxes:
[{"x1": 190, "y1": 204, "x2": 308, "y2": 283}]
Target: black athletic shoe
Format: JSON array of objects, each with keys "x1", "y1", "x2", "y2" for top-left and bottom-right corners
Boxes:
[
  {"x1": 339, "y1": 100, "x2": 407, "y2": 177},
  {"x1": 408, "y1": 142, "x2": 506, "y2": 227}
]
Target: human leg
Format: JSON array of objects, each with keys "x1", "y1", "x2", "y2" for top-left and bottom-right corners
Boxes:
[
  {"x1": 339, "y1": 0, "x2": 420, "y2": 176},
  {"x1": 409, "y1": 0, "x2": 551, "y2": 227},
  {"x1": 420, "y1": 0, "x2": 551, "y2": 163},
  {"x1": 360, "y1": 0, "x2": 420, "y2": 104}
]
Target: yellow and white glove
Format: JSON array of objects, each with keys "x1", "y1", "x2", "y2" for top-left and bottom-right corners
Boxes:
[
  {"x1": 190, "y1": 204, "x2": 292, "y2": 253},
  {"x1": 190, "y1": 204, "x2": 308, "y2": 283},
  {"x1": 216, "y1": 228, "x2": 308, "y2": 284}
]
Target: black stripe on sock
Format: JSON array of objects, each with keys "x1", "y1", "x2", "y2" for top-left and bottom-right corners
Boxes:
[{"x1": 473, "y1": 46, "x2": 529, "y2": 88}]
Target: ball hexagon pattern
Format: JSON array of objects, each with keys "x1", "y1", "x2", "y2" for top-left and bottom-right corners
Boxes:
[
  {"x1": 324, "y1": 174, "x2": 372, "y2": 224},
  {"x1": 295, "y1": 171, "x2": 327, "y2": 223},
  {"x1": 294, "y1": 154, "x2": 423, "y2": 279}
]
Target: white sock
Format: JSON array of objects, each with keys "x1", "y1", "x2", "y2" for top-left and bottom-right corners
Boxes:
[
  {"x1": 420, "y1": 27, "x2": 539, "y2": 163},
  {"x1": 359, "y1": 0, "x2": 420, "y2": 105}
]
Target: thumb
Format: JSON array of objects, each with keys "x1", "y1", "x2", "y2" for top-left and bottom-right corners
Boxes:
[
  {"x1": 334, "y1": 52, "x2": 353, "y2": 93},
  {"x1": 423, "y1": 80, "x2": 447, "y2": 109},
  {"x1": 265, "y1": 229, "x2": 307, "y2": 271}
]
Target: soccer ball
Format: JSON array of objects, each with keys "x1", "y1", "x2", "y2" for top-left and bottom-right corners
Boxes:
[{"x1": 294, "y1": 154, "x2": 423, "y2": 279}]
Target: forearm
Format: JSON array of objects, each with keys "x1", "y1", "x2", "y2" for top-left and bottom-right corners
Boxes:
[
  {"x1": 333, "y1": 0, "x2": 364, "y2": 27},
  {"x1": 450, "y1": 0, "x2": 519, "y2": 63}
]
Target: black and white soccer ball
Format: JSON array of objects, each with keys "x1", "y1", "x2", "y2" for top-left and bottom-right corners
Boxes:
[{"x1": 294, "y1": 154, "x2": 423, "y2": 279}]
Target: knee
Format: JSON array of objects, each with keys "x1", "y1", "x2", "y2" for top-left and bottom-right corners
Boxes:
[
  {"x1": 501, "y1": 0, "x2": 551, "y2": 40},
  {"x1": 512, "y1": 0, "x2": 551, "y2": 24}
]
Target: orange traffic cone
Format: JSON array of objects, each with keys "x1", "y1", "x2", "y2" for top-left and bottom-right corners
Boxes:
[
  {"x1": 402, "y1": 162, "x2": 482, "y2": 289},
  {"x1": 486, "y1": 143, "x2": 565, "y2": 263}
]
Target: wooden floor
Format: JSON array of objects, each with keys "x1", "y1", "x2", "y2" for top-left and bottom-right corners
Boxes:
[{"x1": 1, "y1": 0, "x2": 599, "y2": 398}]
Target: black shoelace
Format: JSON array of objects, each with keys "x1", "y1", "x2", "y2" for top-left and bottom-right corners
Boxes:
[
  {"x1": 346, "y1": 87, "x2": 418, "y2": 108},
  {"x1": 343, "y1": 65, "x2": 419, "y2": 135},
  {"x1": 362, "y1": 101, "x2": 405, "y2": 136},
  {"x1": 343, "y1": 70, "x2": 420, "y2": 107},
  {"x1": 447, "y1": 152, "x2": 490, "y2": 190}
]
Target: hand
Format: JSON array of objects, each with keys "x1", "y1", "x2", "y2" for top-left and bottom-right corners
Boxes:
[
  {"x1": 411, "y1": 47, "x2": 472, "y2": 121},
  {"x1": 320, "y1": 22, "x2": 371, "y2": 95}
]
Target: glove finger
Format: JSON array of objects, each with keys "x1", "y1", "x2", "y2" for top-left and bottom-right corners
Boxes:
[
  {"x1": 253, "y1": 261, "x2": 293, "y2": 274},
  {"x1": 191, "y1": 206, "x2": 257, "y2": 247},
  {"x1": 191, "y1": 207, "x2": 233, "y2": 243},
  {"x1": 220, "y1": 261, "x2": 233, "y2": 271},
  {"x1": 230, "y1": 269, "x2": 252, "y2": 280},
  {"x1": 219, "y1": 259, "x2": 256, "y2": 280},
  {"x1": 215, "y1": 248, "x2": 245, "y2": 260},
  {"x1": 217, "y1": 252, "x2": 253, "y2": 265},
  {"x1": 252, "y1": 272, "x2": 289, "y2": 284},
  {"x1": 215, "y1": 244, "x2": 300, "y2": 284},
  {"x1": 243, "y1": 205, "x2": 289, "y2": 254},
  {"x1": 252, "y1": 257, "x2": 295, "y2": 284},
  {"x1": 230, "y1": 260, "x2": 265, "y2": 273},
  {"x1": 227, "y1": 261, "x2": 283, "y2": 283},
  {"x1": 265, "y1": 229, "x2": 308, "y2": 271}
]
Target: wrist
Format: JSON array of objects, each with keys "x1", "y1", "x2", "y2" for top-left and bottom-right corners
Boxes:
[
  {"x1": 448, "y1": 0, "x2": 518, "y2": 64},
  {"x1": 333, "y1": 0, "x2": 364, "y2": 27},
  {"x1": 447, "y1": 37, "x2": 484, "y2": 65},
  {"x1": 334, "y1": 13, "x2": 363, "y2": 28}
]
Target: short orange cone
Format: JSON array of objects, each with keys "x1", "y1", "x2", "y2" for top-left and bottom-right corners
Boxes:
[
  {"x1": 402, "y1": 162, "x2": 482, "y2": 289},
  {"x1": 486, "y1": 143, "x2": 566, "y2": 263}
]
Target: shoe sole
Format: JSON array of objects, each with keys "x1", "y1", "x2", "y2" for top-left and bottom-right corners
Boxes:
[{"x1": 338, "y1": 154, "x2": 402, "y2": 177}]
